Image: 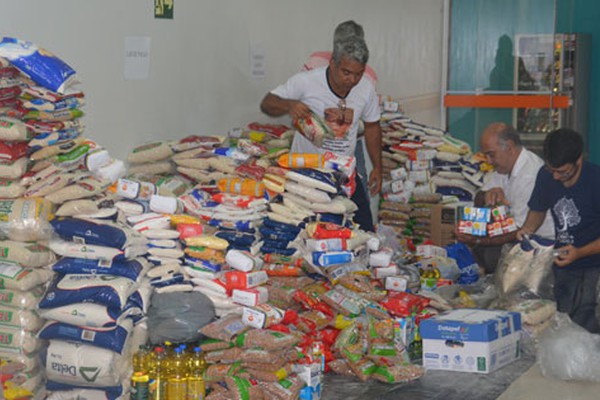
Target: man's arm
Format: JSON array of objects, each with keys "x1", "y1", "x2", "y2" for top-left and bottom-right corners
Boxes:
[
  {"x1": 516, "y1": 209, "x2": 547, "y2": 240},
  {"x1": 363, "y1": 120, "x2": 382, "y2": 194},
  {"x1": 456, "y1": 231, "x2": 517, "y2": 247},
  {"x1": 260, "y1": 93, "x2": 311, "y2": 120}
]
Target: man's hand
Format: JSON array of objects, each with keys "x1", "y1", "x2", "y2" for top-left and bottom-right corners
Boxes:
[
  {"x1": 456, "y1": 231, "x2": 481, "y2": 246},
  {"x1": 554, "y1": 244, "x2": 579, "y2": 267},
  {"x1": 484, "y1": 187, "x2": 509, "y2": 206},
  {"x1": 368, "y1": 167, "x2": 382, "y2": 195},
  {"x1": 287, "y1": 100, "x2": 312, "y2": 121}
]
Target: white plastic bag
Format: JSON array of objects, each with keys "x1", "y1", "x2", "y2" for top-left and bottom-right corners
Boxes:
[{"x1": 538, "y1": 313, "x2": 600, "y2": 382}]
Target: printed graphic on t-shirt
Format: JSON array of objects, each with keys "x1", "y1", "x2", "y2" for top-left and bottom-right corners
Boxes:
[
  {"x1": 553, "y1": 196, "x2": 580, "y2": 244},
  {"x1": 324, "y1": 107, "x2": 353, "y2": 139}
]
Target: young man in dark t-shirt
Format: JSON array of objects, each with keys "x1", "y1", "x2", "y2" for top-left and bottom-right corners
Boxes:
[{"x1": 518, "y1": 128, "x2": 600, "y2": 333}]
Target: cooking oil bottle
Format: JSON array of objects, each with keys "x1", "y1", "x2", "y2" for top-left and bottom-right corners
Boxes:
[
  {"x1": 149, "y1": 346, "x2": 167, "y2": 400},
  {"x1": 166, "y1": 347, "x2": 187, "y2": 399},
  {"x1": 132, "y1": 345, "x2": 150, "y2": 374},
  {"x1": 186, "y1": 347, "x2": 206, "y2": 400}
]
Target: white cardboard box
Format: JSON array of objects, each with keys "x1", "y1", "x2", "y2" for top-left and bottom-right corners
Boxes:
[{"x1": 420, "y1": 309, "x2": 522, "y2": 374}]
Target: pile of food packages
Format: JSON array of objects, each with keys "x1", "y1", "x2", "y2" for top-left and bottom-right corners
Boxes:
[{"x1": 0, "y1": 38, "x2": 559, "y2": 400}]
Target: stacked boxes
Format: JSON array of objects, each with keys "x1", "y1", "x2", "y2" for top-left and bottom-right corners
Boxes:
[
  {"x1": 457, "y1": 206, "x2": 517, "y2": 238},
  {"x1": 429, "y1": 204, "x2": 459, "y2": 246}
]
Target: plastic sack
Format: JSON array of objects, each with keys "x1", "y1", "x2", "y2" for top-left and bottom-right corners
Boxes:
[
  {"x1": 0, "y1": 198, "x2": 54, "y2": 241},
  {"x1": 147, "y1": 290, "x2": 215, "y2": 344},
  {"x1": 0, "y1": 37, "x2": 77, "y2": 93},
  {"x1": 445, "y1": 242, "x2": 480, "y2": 284},
  {"x1": 538, "y1": 313, "x2": 600, "y2": 382},
  {"x1": 495, "y1": 235, "x2": 554, "y2": 297}
]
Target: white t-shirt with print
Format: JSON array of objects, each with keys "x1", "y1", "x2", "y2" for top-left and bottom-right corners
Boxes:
[{"x1": 270, "y1": 66, "x2": 380, "y2": 156}]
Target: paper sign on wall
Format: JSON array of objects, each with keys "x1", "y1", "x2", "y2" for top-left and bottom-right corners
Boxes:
[
  {"x1": 250, "y1": 44, "x2": 266, "y2": 79},
  {"x1": 124, "y1": 36, "x2": 151, "y2": 80}
]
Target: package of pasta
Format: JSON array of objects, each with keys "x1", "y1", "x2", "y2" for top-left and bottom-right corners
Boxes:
[
  {"x1": 199, "y1": 315, "x2": 248, "y2": 342},
  {"x1": 234, "y1": 329, "x2": 300, "y2": 351},
  {"x1": 242, "y1": 362, "x2": 294, "y2": 383},
  {"x1": 221, "y1": 376, "x2": 266, "y2": 400},
  {"x1": 261, "y1": 375, "x2": 304, "y2": 400},
  {"x1": 347, "y1": 358, "x2": 377, "y2": 382},
  {"x1": 334, "y1": 321, "x2": 367, "y2": 364},
  {"x1": 204, "y1": 362, "x2": 245, "y2": 382},
  {"x1": 293, "y1": 111, "x2": 335, "y2": 148},
  {"x1": 371, "y1": 364, "x2": 425, "y2": 384},
  {"x1": 295, "y1": 310, "x2": 333, "y2": 334},
  {"x1": 204, "y1": 346, "x2": 243, "y2": 364}
]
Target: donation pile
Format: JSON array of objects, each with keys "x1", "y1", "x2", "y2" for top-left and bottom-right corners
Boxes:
[
  {"x1": 377, "y1": 100, "x2": 486, "y2": 245},
  {"x1": 0, "y1": 198, "x2": 56, "y2": 400},
  {"x1": 0, "y1": 37, "x2": 562, "y2": 398},
  {"x1": 39, "y1": 216, "x2": 151, "y2": 399}
]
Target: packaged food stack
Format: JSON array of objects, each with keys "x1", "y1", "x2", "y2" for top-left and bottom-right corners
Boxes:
[
  {"x1": 378, "y1": 104, "x2": 482, "y2": 245},
  {"x1": 0, "y1": 50, "x2": 43, "y2": 199},
  {"x1": 199, "y1": 315, "x2": 306, "y2": 399},
  {"x1": 1, "y1": 359, "x2": 45, "y2": 400},
  {"x1": 0, "y1": 198, "x2": 56, "y2": 397},
  {"x1": 40, "y1": 217, "x2": 151, "y2": 398},
  {"x1": 457, "y1": 205, "x2": 517, "y2": 238},
  {"x1": 411, "y1": 244, "x2": 461, "y2": 291}
]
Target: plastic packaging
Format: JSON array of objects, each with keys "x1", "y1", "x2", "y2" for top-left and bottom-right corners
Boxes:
[
  {"x1": 538, "y1": 313, "x2": 600, "y2": 382},
  {"x1": 147, "y1": 291, "x2": 215, "y2": 344},
  {"x1": 0, "y1": 37, "x2": 77, "y2": 93}
]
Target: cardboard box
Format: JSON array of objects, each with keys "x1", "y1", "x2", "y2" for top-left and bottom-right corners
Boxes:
[
  {"x1": 430, "y1": 204, "x2": 458, "y2": 246},
  {"x1": 420, "y1": 309, "x2": 522, "y2": 374}
]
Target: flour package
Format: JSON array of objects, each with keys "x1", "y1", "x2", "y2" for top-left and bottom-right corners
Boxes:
[
  {"x1": 38, "y1": 318, "x2": 133, "y2": 354},
  {"x1": 51, "y1": 257, "x2": 150, "y2": 282},
  {"x1": 0, "y1": 37, "x2": 78, "y2": 93},
  {"x1": 43, "y1": 340, "x2": 128, "y2": 387},
  {"x1": 50, "y1": 217, "x2": 147, "y2": 250},
  {"x1": 38, "y1": 274, "x2": 138, "y2": 310},
  {"x1": 38, "y1": 293, "x2": 145, "y2": 329}
]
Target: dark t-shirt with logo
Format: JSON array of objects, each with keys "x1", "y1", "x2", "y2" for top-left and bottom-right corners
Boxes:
[{"x1": 529, "y1": 161, "x2": 600, "y2": 269}]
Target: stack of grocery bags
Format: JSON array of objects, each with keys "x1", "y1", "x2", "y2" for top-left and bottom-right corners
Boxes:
[
  {"x1": 38, "y1": 217, "x2": 151, "y2": 399},
  {"x1": 0, "y1": 199, "x2": 55, "y2": 399}
]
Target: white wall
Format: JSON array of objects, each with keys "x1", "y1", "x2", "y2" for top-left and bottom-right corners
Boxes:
[{"x1": 0, "y1": 0, "x2": 445, "y2": 160}]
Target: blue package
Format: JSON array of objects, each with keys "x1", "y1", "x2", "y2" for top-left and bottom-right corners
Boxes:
[
  {"x1": 51, "y1": 217, "x2": 129, "y2": 249},
  {"x1": 215, "y1": 231, "x2": 257, "y2": 246},
  {"x1": 38, "y1": 320, "x2": 131, "y2": 354},
  {"x1": 52, "y1": 257, "x2": 146, "y2": 282},
  {"x1": 260, "y1": 245, "x2": 296, "y2": 256},
  {"x1": 150, "y1": 273, "x2": 185, "y2": 288},
  {"x1": 312, "y1": 250, "x2": 354, "y2": 267},
  {"x1": 0, "y1": 37, "x2": 77, "y2": 93},
  {"x1": 262, "y1": 218, "x2": 302, "y2": 234},
  {"x1": 38, "y1": 273, "x2": 136, "y2": 310},
  {"x1": 184, "y1": 257, "x2": 222, "y2": 272},
  {"x1": 262, "y1": 238, "x2": 292, "y2": 250}
]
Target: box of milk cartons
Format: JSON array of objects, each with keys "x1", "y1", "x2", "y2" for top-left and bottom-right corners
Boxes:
[{"x1": 420, "y1": 309, "x2": 521, "y2": 374}]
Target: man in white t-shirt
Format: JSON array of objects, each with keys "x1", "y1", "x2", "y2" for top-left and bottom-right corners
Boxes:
[
  {"x1": 456, "y1": 122, "x2": 555, "y2": 273},
  {"x1": 260, "y1": 36, "x2": 382, "y2": 231},
  {"x1": 302, "y1": 20, "x2": 378, "y2": 204}
]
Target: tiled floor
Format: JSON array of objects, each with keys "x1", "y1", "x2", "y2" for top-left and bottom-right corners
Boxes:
[{"x1": 498, "y1": 364, "x2": 600, "y2": 400}]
